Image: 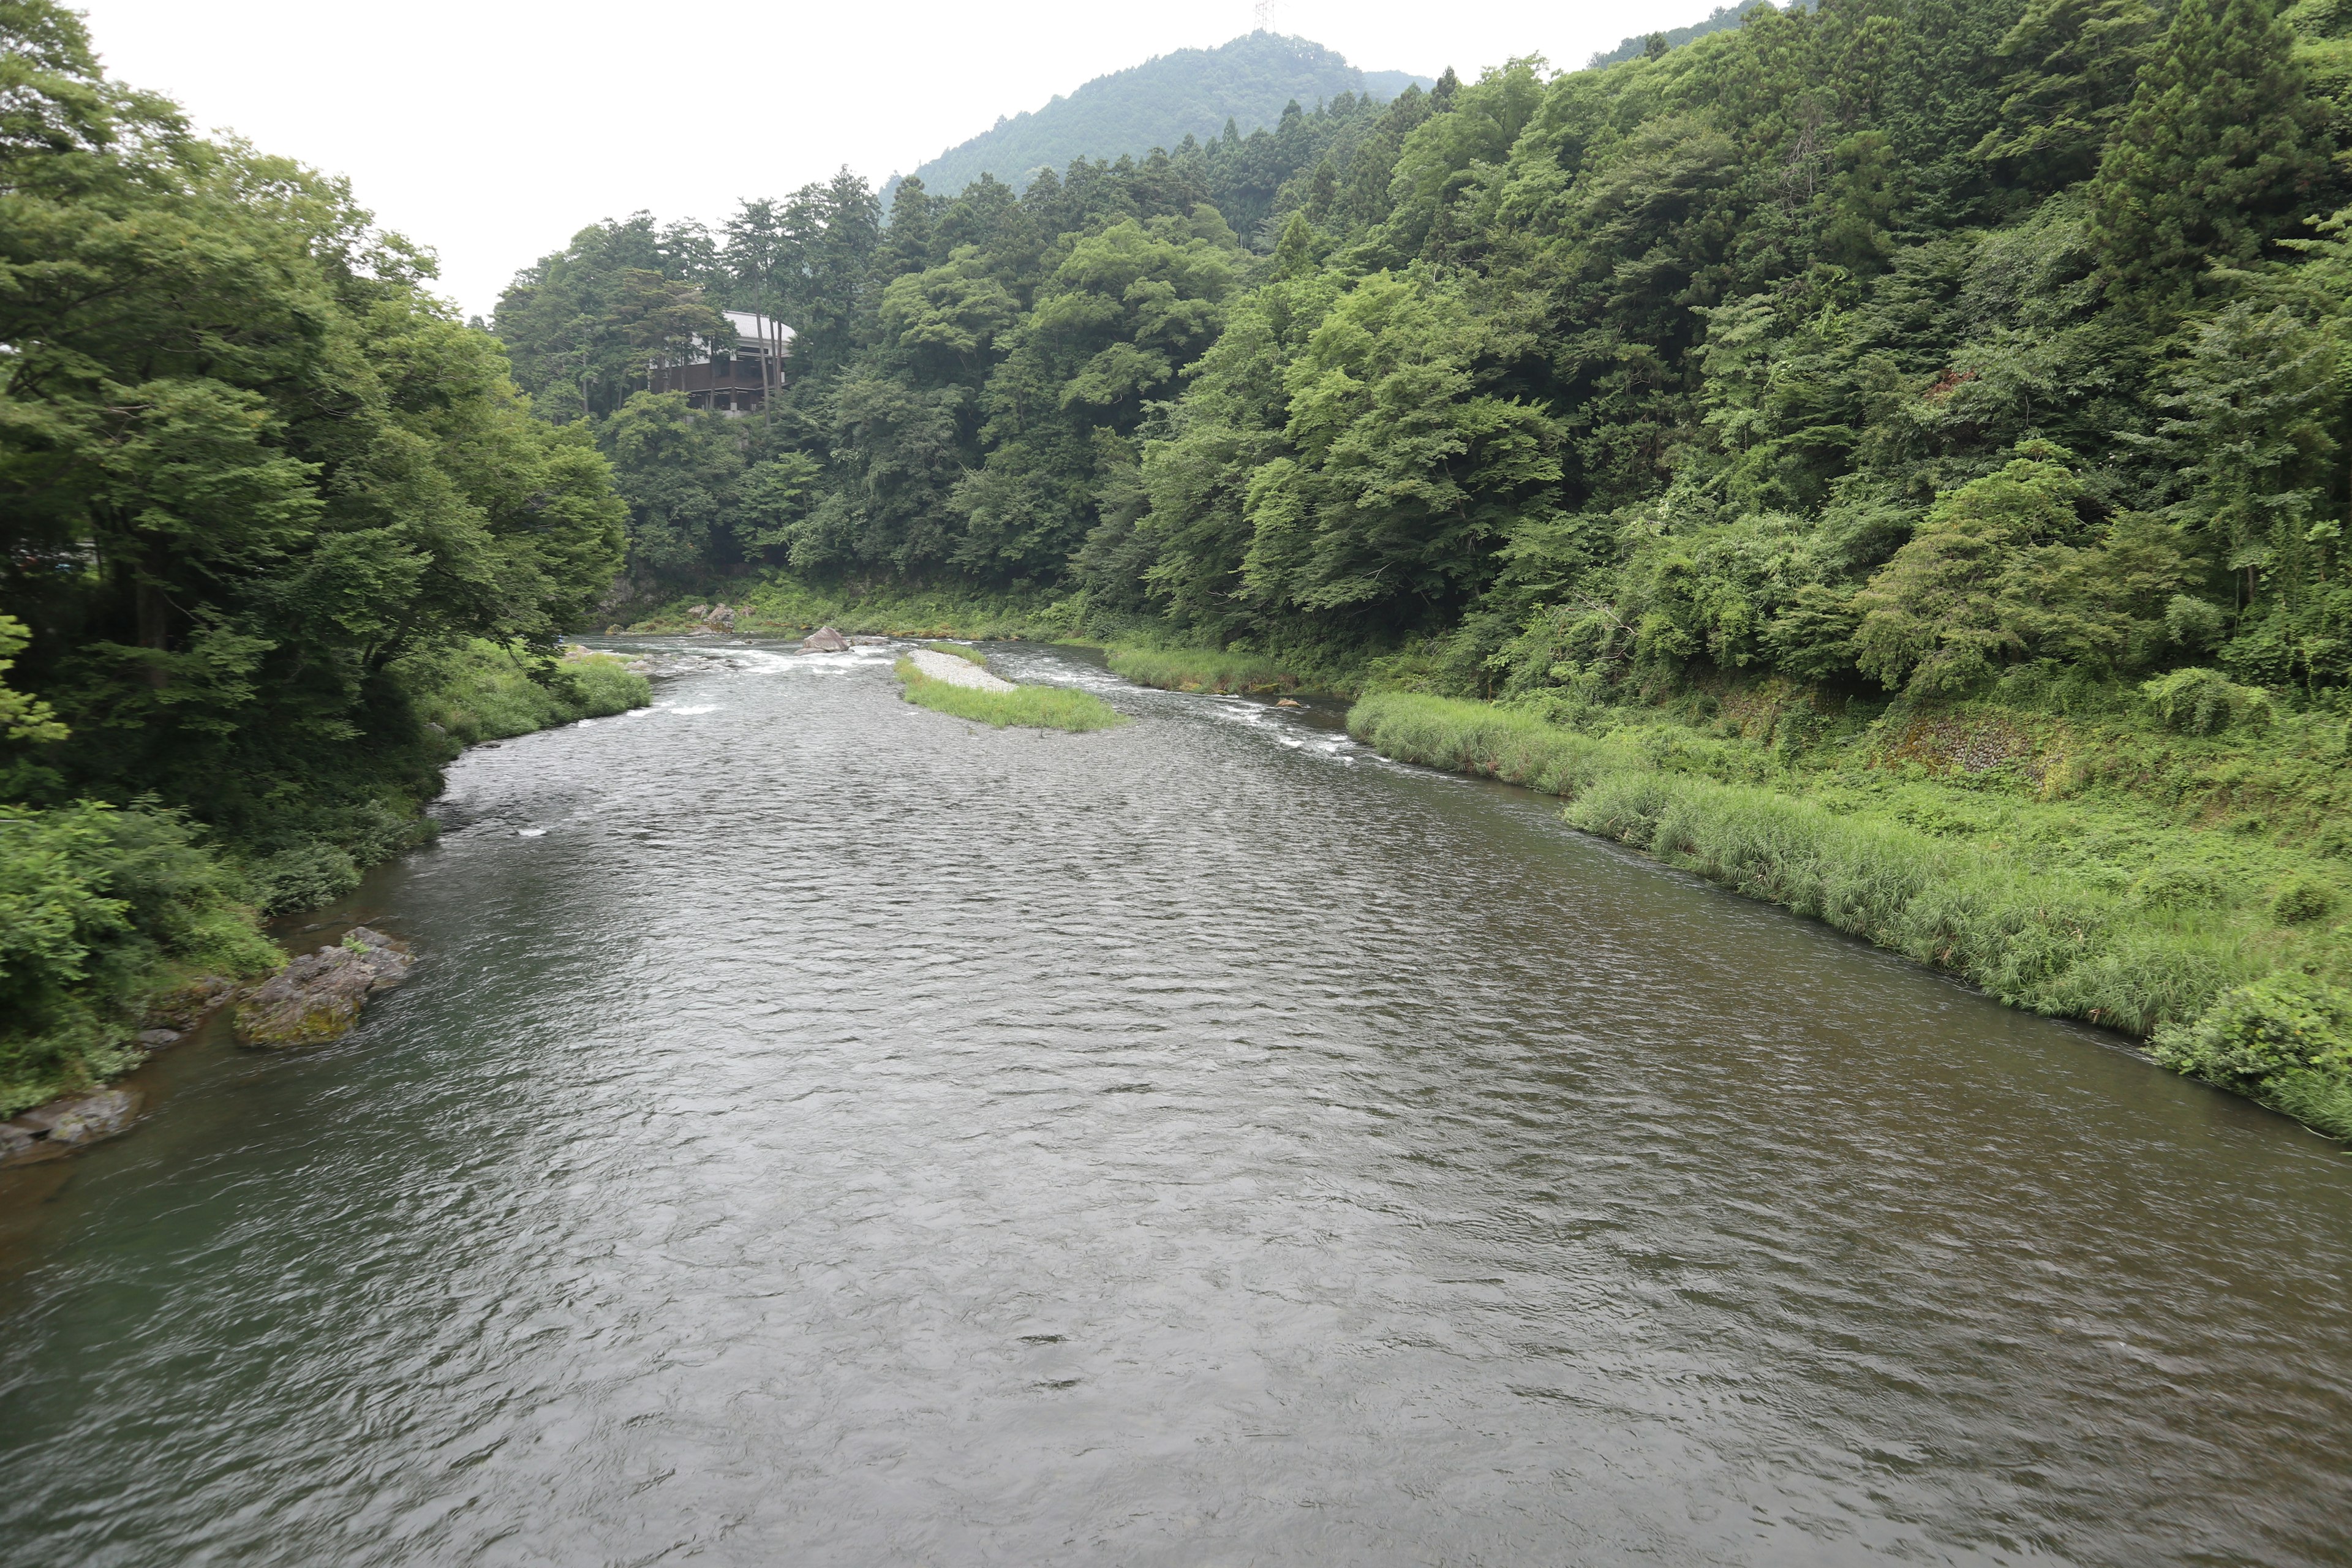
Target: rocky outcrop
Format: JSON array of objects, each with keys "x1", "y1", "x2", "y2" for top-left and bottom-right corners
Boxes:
[
  {"x1": 235, "y1": 927, "x2": 415, "y2": 1050},
  {"x1": 1, "y1": 1088, "x2": 138, "y2": 1166},
  {"x1": 801, "y1": 625, "x2": 852, "y2": 653}
]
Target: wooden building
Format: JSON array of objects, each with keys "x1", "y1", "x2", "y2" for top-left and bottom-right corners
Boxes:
[{"x1": 648, "y1": 311, "x2": 793, "y2": 414}]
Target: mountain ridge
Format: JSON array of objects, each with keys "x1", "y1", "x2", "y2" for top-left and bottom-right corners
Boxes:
[{"x1": 899, "y1": 32, "x2": 1432, "y2": 198}]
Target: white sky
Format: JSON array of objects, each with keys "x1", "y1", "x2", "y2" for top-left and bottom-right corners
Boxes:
[{"x1": 74, "y1": 0, "x2": 1702, "y2": 317}]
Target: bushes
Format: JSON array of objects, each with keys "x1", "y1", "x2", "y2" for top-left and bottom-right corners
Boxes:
[
  {"x1": 2271, "y1": 876, "x2": 2340, "y2": 925},
  {"x1": 0, "y1": 802, "x2": 279, "y2": 1116},
  {"x1": 1106, "y1": 645, "x2": 1313, "y2": 694},
  {"x1": 400, "y1": 641, "x2": 651, "y2": 750},
  {"x1": 2153, "y1": 973, "x2": 2352, "y2": 1136},
  {"x1": 2141, "y1": 666, "x2": 2274, "y2": 734}
]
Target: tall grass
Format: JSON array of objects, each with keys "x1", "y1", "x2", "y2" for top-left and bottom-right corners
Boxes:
[
  {"x1": 894, "y1": 661, "x2": 1126, "y2": 732},
  {"x1": 402, "y1": 642, "x2": 651, "y2": 748},
  {"x1": 1106, "y1": 646, "x2": 1314, "y2": 695}
]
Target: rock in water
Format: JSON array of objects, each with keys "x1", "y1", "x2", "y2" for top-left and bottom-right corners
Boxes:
[
  {"x1": 0, "y1": 1088, "x2": 138, "y2": 1166},
  {"x1": 235, "y1": 927, "x2": 415, "y2": 1049},
  {"x1": 801, "y1": 625, "x2": 852, "y2": 653}
]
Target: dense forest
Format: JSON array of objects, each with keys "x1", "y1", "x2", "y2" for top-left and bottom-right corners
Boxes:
[
  {"x1": 504, "y1": 0, "x2": 2351, "y2": 710},
  {"x1": 902, "y1": 31, "x2": 1430, "y2": 201},
  {"x1": 0, "y1": 0, "x2": 644, "y2": 1111}
]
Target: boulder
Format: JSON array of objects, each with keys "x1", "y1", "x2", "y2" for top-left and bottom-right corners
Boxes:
[
  {"x1": 801, "y1": 625, "x2": 852, "y2": 653},
  {"x1": 135, "y1": 1029, "x2": 181, "y2": 1052},
  {"x1": 1, "y1": 1088, "x2": 138, "y2": 1166},
  {"x1": 708, "y1": 605, "x2": 737, "y2": 629},
  {"x1": 1275, "y1": 698, "x2": 1303, "y2": 708},
  {"x1": 687, "y1": 604, "x2": 710, "y2": 619},
  {"x1": 236, "y1": 927, "x2": 415, "y2": 1050}
]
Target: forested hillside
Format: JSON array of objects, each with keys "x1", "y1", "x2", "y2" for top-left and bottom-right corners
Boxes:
[
  {"x1": 1588, "y1": 0, "x2": 1798, "y2": 68},
  {"x1": 0, "y1": 0, "x2": 644, "y2": 1113},
  {"x1": 495, "y1": 0, "x2": 2352, "y2": 1132},
  {"x1": 902, "y1": 32, "x2": 1429, "y2": 201}
]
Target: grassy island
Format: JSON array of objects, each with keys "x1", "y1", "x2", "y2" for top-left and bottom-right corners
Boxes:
[{"x1": 893, "y1": 657, "x2": 1128, "y2": 733}]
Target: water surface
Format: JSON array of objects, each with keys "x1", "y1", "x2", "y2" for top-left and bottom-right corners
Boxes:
[{"x1": 4, "y1": 640, "x2": 2348, "y2": 1566}]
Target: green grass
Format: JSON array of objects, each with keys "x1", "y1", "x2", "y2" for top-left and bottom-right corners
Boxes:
[
  {"x1": 1104, "y1": 644, "x2": 1321, "y2": 695},
  {"x1": 402, "y1": 641, "x2": 652, "y2": 750},
  {"x1": 922, "y1": 641, "x2": 990, "y2": 666},
  {"x1": 1348, "y1": 689, "x2": 2352, "y2": 1140},
  {"x1": 894, "y1": 660, "x2": 1128, "y2": 732}
]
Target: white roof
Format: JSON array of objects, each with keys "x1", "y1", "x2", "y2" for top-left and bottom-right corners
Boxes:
[{"x1": 724, "y1": 311, "x2": 793, "y2": 345}]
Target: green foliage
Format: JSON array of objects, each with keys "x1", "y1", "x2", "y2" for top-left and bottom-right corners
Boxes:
[
  {"x1": 0, "y1": 0, "x2": 628, "y2": 847},
  {"x1": 1853, "y1": 447, "x2": 2192, "y2": 695},
  {"x1": 0, "y1": 614, "x2": 65, "y2": 742},
  {"x1": 2140, "y1": 666, "x2": 2275, "y2": 732},
  {"x1": 892, "y1": 660, "x2": 1128, "y2": 731},
  {"x1": 0, "y1": 799, "x2": 279, "y2": 1116},
  {"x1": 2087, "y1": 0, "x2": 2327, "y2": 305},
  {"x1": 903, "y1": 34, "x2": 1428, "y2": 205},
  {"x1": 2151, "y1": 970, "x2": 2352, "y2": 1085},
  {"x1": 1106, "y1": 645, "x2": 1312, "y2": 693},
  {"x1": 399, "y1": 642, "x2": 652, "y2": 750},
  {"x1": 0, "y1": 0, "x2": 636, "y2": 1112},
  {"x1": 2271, "y1": 875, "x2": 2340, "y2": 923}
]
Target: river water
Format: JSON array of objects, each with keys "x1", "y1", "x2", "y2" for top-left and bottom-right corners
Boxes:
[{"x1": 2, "y1": 639, "x2": 2348, "y2": 1567}]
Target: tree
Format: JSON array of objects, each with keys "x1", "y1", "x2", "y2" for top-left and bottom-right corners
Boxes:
[{"x1": 2087, "y1": 0, "x2": 2328, "y2": 306}]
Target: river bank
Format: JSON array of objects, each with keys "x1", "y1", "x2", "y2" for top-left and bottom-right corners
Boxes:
[
  {"x1": 0, "y1": 647, "x2": 657, "y2": 1132},
  {"x1": 1349, "y1": 690, "x2": 2352, "y2": 1142}
]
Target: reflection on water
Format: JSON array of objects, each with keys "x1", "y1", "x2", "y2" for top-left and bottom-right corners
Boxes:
[{"x1": 2, "y1": 639, "x2": 2348, "y2": 1567}]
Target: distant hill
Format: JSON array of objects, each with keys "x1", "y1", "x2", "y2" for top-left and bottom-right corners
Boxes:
[
  {"x1": 1588, "y1": 0, "x2": 1809, "y2": 69},
  {"x1": 902, "y1": 32, "x2": 1433, "y2": 198}
]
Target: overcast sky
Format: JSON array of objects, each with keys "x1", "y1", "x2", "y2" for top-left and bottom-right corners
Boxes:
[{"x1": 75, "y1": 0, "x2": 1703, "y2": 317}]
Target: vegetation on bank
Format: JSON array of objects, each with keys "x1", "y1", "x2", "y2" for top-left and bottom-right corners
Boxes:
[
  {"x1": 0, "y1": 3, "x2": 646, "y2": 1115},
  {"x1": 0, "y1": 802, "x2": 283, "y2": 1118},
  {"x1": 623, "y1": 578, "x2": 1072, "y2": 641},
  {"x1": 404, "y1": 644, "x2": 651, "y2": 753},
  {"x1": 1350, "y1": 688, "x2": 2352, "y2": 1137},
  {"x1": 0, "y1": 641, "x2": 649, "y2": 1118},
  {"x1": 1104, "y1": 646, "x2": 1317, "y2": 695},
  {"x1": 892, "y1": 658, "x2": 1128, "y2": 731}
]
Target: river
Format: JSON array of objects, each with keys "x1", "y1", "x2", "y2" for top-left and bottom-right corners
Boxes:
[{"x1": 2, "y1": 639, "x2": 2348, "y2": 1566}]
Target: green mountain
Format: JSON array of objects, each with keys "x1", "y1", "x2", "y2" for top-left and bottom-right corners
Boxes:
[
  {"x1": 1588, "y1": 0, "x2": 1809, "y2": 69},
  {"x1": 902, "y1": 32, "x2": 1432, "y2": 197}
]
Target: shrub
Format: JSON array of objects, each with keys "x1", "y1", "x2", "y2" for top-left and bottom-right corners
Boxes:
[
  {"x1": 249, "y1": 842, "x2": 362, "y2": 916},
  {"x1": 2271, "y1": 876, "x2": 2340, "y2": 925},
  {"x1": 2140, "y1": 666, "x2": 2273, "y2": 735},
  {"x1": 2151, "y1": 971, "x2": 2352, "y2": 1087},
  {"x1": 2132, "y1": 863, "x2": 2228, "y2": 910},
  {"x1": 1, "y1": 801, "x2": 278, "y2": 1115}
]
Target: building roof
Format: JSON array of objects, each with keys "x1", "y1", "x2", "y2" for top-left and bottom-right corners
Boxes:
[{"x1": 723, "y1": 311, "x2": 794, "y2": 349}]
